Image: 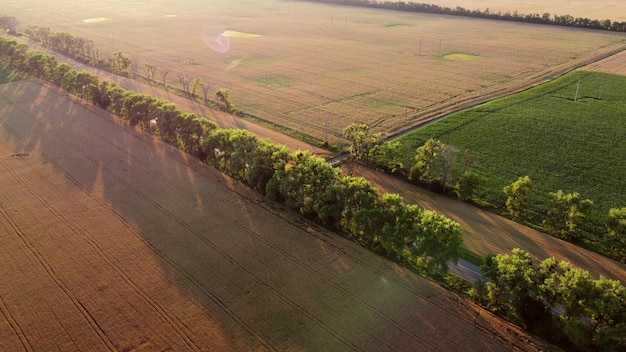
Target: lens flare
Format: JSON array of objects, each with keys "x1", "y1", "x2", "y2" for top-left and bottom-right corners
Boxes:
[{"x1": 202, "y1": 25, "x2": 230, "y2": 53}]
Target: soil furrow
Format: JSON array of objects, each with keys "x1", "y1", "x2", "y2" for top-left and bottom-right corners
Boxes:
[{"x1": 0, "y1": 198, "x2": 118, "y2": 352}]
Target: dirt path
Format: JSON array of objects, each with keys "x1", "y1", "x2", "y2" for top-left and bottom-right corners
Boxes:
[
  {"x1": 355, "y1": 166, "x2": 626, "y2": 283},
  {"x1": 0, "y1": 79, "x2": 556, "y2": 351}
]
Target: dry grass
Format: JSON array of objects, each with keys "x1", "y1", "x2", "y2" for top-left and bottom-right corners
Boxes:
[{"x1": 5, "y1": 0, "x2": 626, "y2": 144}]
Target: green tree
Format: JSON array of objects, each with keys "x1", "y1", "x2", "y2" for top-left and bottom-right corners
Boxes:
[
  {"x1": 215, "y1": 88, "x2": 233, "y2": 111},
  {"x1": 342, "y1": 123, "x2": 386, "y2": 174},
  {"x1": 585, "y1": 277, "x2": 626, "y2": 351},
  {"x1": 606, "y1": 207, "x2": 626, "y2": 262},
  {"x1": 267, "y1": 151, "x2": 340, "y2": 221},
  {"x1": 178, "y1": 113, "x2": 216, "y2": 156},
  {"x1": 544, "y1": 190, "x2": 593, "y2": 241},
  {"x1": 154, "y1": 102, "x2": 184, "y2": 144},
  {"x1": 503, "y1": 176, "x2": 532, "y2": 220},
  {"x1": 248, "y1": 139, "x2": 290, "y2": 194},
  {"x1": 378, "y1": 194, "x2": 419, "y2": 258},
  {"x1": 409, "y1": 138, "x2": 443, "y2": 185},
  {"x1": 455, "y1": 171, "x2": 480, "y2": 201},
  {"x1": 204, "y1": 129, "x2": 258, "y2": 181},
  {"x1": 338, "y1": 175, "x2": 379, "y2": 237},
  {"x1": 410, "y1": 209, "x2": 463, "y2": 274},
  {"x1": 109, "y1": 51, "x2": 131, "y2": 75},
  {"x1": 480, "y1": 249, "x2": 539, "y2": 323}
]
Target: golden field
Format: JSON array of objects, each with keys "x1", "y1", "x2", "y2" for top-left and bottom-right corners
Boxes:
[{"x1": 4, "y1": 0, "x2": 626, "y2": 143}]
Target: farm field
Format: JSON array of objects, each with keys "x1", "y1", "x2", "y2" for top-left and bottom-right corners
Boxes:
[
  {"x1": 0, "y1": 78, "x2": 556, "y2": 351},
  {"x1": 584, "y1": 49, "x2": 626, "y2": 76},
  {"x1": 3, "y1": 0, "x2": 626, "y2": 144},
  {"x1": 393, "y1": 70, "x2": 626, "y2": 238}
]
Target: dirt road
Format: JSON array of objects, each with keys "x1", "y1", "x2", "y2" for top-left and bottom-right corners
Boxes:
[
  {"x1": 0, "y1": 79, "x2": 555, "y2": 351},
  {"x1": 357, "y1": 167, "x2": 626, "y2": 283}
]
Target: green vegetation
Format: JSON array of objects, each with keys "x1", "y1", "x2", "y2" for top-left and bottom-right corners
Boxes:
[
  {"x1": 473, "y1": 248, "x2": 626, "y2": 351},
  {"x1": 0, "y1": 62, "x2": 29, "y2": 84},
  {"x1": 393, "y1": 71, "x2": 626, "y2": 247}
]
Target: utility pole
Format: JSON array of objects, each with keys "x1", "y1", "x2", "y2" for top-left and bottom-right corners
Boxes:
[{"x1": 574, "y1": 76, "x2": 581, "y2": 101}]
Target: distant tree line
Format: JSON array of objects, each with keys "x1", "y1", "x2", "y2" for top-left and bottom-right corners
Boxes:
[
  {"x1": 0, "y1": 34, "x2": 464, "y2": 276},
  {"x1": 0, "y1": 16, "x2": 232, "y2": 115},
  {"x1": 297, "y1": 0, "x2": 626, "y2": 32}
]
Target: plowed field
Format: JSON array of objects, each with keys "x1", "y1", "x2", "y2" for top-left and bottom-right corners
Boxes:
[{"x1": 0, "y1": 79, "x2": 555, "y2": 351}]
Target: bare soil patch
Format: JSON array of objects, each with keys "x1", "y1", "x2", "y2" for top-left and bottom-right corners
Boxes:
[{"x1": 0, "y1": 79, "x2": 555, "y2": 351}]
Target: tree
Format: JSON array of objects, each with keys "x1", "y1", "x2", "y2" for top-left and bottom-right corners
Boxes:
[
  {"x1": 268, "y1": 151, "x2": 340, "y2": 221},
  {"x1": 248, "y1": 139, "x2": 290, "y2": 194},
  {"x1": 378, "y1": 194, "x2": 419, "y2": 257},
  {"x1": 204, "y1": 129, "x2": 257, "y2": 180},
  {"x1": 191, "y1": 77, "x2": 202, "y2": 97},
  {"x1": 143, "y1": 61, "x2": 156, "y2": 82},
  {"x1": 201, "y1": 81, "x2": 212, "y2": 102},
  {"x1": 0, "y1": 15, "x2": 19, "y2": 34},
  {"x1": 154, "y1": 102, "x2": 184, "y2": 144},
  {"x1": 160, "y1": 68, "x2": 170, "y2": 88},
  {"x1": 503, "y1": 176, "x2": 532, "y2": 220},
  {"x1": 338, "y1": 175, "x2": 379, "y2": 236},
  {"x1": 544, "y1": 190, "x2": 593, "y2": 241},
  {"x1": 585, "y1": 277, "x2": 626, "y2": 350},
  {"x1": 455, "y1": 171, "x2": 480, "y2": 201},
  {"x1": 409, "y1": 138, "x2": 443, "y2": 186},
  {"x1": 606, "y1": 207, "x2": 626, "y2": 262},
  {"x1": 480, "y1": 248, "x2": 544, "y2": 326},
  {"x1": 215, "y1": 88, "x2": 233, "y2": 111},
  {"x1": 177, "y1": 113, "x2": 216, "y2": 156},
  {"x1": 440, "y1": 144, "x2": 459, "y2": 192},
  {"x1": 109, "y1": 51, "x2": 131, "y2": 75},
  {"x1": 410, "y1": 209, "x2": 463, "y2": 274},
  {"x1": 342, "y1": 123, "x2": 386, "y2": 174},
  {"x1": 177, "y1": 73, "x2": 190, "y2": 94},
  {"x1": 371, "y1": 140, "x2": 408, "y2": 174}
]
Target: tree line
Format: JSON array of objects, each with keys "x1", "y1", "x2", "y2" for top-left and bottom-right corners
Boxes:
[
  {"x1": 0, "y1": 34, "x2": 464, "y2": 277},
  {"x1": 367, "y1": 135, "x2": 626, "y2": 264},
  {"x1": 503, "y1": 175, "x2": 626, "y2": 263},
  {"x1": 338, "y1": 125, "x2": 625, "y2": 350},
  {"x1": 473, "y1": 248, "x2": 625, "y2": 351},
  {"x1": 297, "y1": 0, "x2": 626, "y2": 32},
  {"x1": 0, "y1": 16, "x2": 234, "y2": 114}
]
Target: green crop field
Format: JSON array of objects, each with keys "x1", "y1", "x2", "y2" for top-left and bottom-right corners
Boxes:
[
  {"x1": 3, "y1": 0, "x2": 626, "y2": 145},
  {"x1": 394, "y1": 70, "x2": 626, "y2": 237}
]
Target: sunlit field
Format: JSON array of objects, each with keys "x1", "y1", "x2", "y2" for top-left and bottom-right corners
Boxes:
[{"x1": 4, "y1": 0, "x2": 626, "y2": 144}]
